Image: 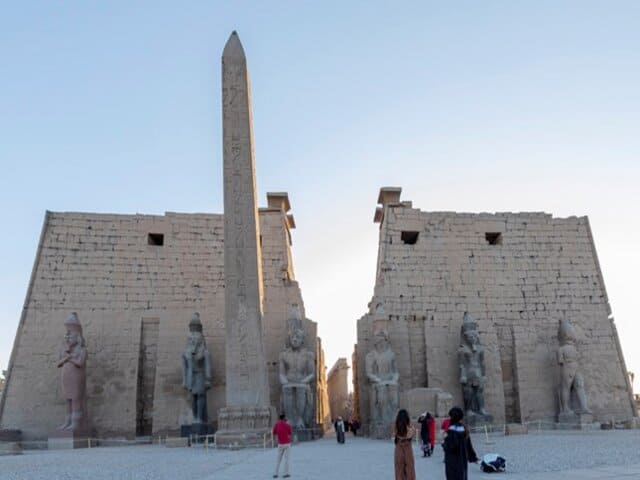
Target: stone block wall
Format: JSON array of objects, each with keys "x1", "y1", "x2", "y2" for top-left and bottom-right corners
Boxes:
[
  {"x1": 1, "y1": 204, "x2": 320, "y2": 440},
  {"x1": 258, "y1": 208, "x2": 318, "y2": 419},
  {"x1": 356, "y1": 195, "x2": 635, "y2": 428},
  {"x1": 327, "y1": 358, "x2": 349, "y2": 421},
  {"x1": 315, "y1": 338, "x2": 331, "y2": 430}
]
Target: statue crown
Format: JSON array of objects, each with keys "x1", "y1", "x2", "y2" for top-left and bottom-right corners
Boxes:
[
  {"x1": 64, "y1": 311, "x2": 81, "y2": 327},
  {"x1": 287, "y1": 304, "x2": 303, "y2": 332},
  {"x1": 558, "y1": 318, "x2": 576, "y2": 343},
  {"x1": 461, "y1": 312, "x2": 478, "y2": 332}
]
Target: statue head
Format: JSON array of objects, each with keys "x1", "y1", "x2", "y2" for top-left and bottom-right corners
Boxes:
[
  {"x1": 558, "y1": 318, "x2": 576, "y2": 345},
  {"x1": 461, "y1": 312, "x2": 480, "y2": 347},
  {"x1": 63, "y1": 312, "x2": 85, "y2": 348},
  {"x1": 189, "y1": 312, "x2": 203, "y2": 333},
  {"x1": 373, "y1": 330, "x2": 390, "y2": 353},
  {"x1": 287, "y1": 304, "x2": 305, "y2": 350},
  {"x1": 186, "y1": 312, "x2": 205, "y2": 352}
]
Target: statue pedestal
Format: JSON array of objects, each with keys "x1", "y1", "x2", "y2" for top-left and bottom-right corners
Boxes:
[
  {"x1": 292, "y1": 426, "x2": 321, "y2": 442},
  {"x1": 556, "y1": 412, "x2": 595, "y2": 430},
  {"x1": 0, "y1": 442, "x2": 22, "y2": 456},
  {"x1": 466, "y1": 411, "x2": 493, "y2": 427},
  {"x1": 180, "y1": 423, "x2": 214, "y2": 440},
  {"x1": 215, "y1": 406, "x2": 275, "y2": 448},
  {"x1": 48, "y1": 429, "x2": 89, "y2": 449},
  {"x1": 0, "y1": 429, "x2": 22, "y2": 456},
  {"x1": 369, "y1": 422, "x2": 392, "y2": 440}
]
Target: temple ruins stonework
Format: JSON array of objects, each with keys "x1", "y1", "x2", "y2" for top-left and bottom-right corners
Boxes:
[
  {"x1": 327, "y1": 358, "x2": 349, "y2": 422},
  {"x1": 355, "y1": 187, "x2": 637, "y2": 432},
  {"x1": 0, "y1": 32, "x2": 326, "y2": 442}
]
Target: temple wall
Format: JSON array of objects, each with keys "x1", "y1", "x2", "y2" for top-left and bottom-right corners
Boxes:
[
  {"x1": 1, "y1": 206, "x2": 319, "y2": 440},
  {"x1": 356, "y1": 200, "x2": 635, "y2": 427},
  {"x1": 315, "y1": 338, "x2": 331, "y2": 430},
  {"x1": 258, "y1": 209, "x2": 318, "y2": 419},
  {"x1": 327, "y1": 358, "x2": 349, "y2": 421}
]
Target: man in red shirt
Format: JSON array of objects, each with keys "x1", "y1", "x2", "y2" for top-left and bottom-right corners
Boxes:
[{"x1": 272, "y1": 414, "x2": 292, "y2": 478}]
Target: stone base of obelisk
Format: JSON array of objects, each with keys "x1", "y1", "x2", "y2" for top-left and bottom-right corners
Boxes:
[{"x1": 215, "y1": 406, "x2": 276, "y2": 448}]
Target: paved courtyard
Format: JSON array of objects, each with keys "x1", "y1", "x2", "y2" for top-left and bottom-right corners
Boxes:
[{"x1": 2, "y1": 430, "x2": 640, "y2": 480}]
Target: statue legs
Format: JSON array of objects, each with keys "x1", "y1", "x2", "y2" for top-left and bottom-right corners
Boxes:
[
  {"x1": 463, "y1": 384, "x2": 487, "y2": 417},
  {"x1": 60, "y1": 397, "x2": 84, "y2": 431},
  {"x1": 560, "y1": 371, "x2": 575, "y2": 414},
  {"x1": 296, "y1": 386, "x2": 311, "y2": 428},
  {"x1": 58, "y1": 399, "x2": 73, "y2": 430},
  {"x1": 283, "y1": 384, "x2": 311, "y2": 428},
  {"x1": 462, "y1": 384, "x2": 474, "y2": 415},
  {"x1": 573, "y1": 373, "x2": 591, "y2": 414},
  {"x1": 372, "y1": 383, "x2": 398, "y2": 426},
  {"x1": 474, "y1": 386, "x2": 487, "y2": 415},
  {"x1": 192, "y1": 393, "x2": 208, "y2": 423}
]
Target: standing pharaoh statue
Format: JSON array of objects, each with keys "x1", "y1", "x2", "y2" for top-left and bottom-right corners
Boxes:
[
  {"x1": 279, "y1": 305, "x2": 315, "y2": 429},
  {"x1": 458, "y1": 312, "x2": 490, "y2": 422},
  {"x1": 181, "y1": 313, "x2": 212, "y2": 425},
  {"x1": 557, "y1": 319, "x2": 591, "y2": 418},
  {"x1": 56, "y1": 312, "x2": 88, "y2": 432},
  {"x1": 365, "y1": 330, "x2": 399, "y2": 431}
]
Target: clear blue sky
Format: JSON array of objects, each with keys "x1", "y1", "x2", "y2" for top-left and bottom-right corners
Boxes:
[{"x1": 1, "y1": 2, "x2": 639, "y2": 390}]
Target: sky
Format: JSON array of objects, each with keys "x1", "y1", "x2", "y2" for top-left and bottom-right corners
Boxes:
[{"x1": 1, "y1": 2, "x2": 639, "y2": 393}]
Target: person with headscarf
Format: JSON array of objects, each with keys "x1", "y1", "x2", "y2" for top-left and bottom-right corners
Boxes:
[
  {"x1": 418, "y1": 411, "x2": 436, "y2": 457},
  {"x1": 335, "y1": 416, "x2": 346, "y2": 444}
]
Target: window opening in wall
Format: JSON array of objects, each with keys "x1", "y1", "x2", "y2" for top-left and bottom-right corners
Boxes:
[
  {"x1": 147, "y1": 233, "x2": 164, "y2": 246},
  {"x1": 485, "y1": 232, "x2": 502, "y2": 245},
  {"x1": 401, "y1": 231, "x2": 419, "y2": 245}
]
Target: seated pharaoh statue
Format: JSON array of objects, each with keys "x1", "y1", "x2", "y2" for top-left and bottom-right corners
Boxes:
[
  {"x1": 458, "y1": 312, "x2": 491, "y2": 422},
  {"x1": 181, "y1": 312, "x2": 212, "y2": 426},
  {"x1": 557, "y1": 318, "x2": 591, "y2": 419},
  {"x1": 365, "y1": 330, "x2": 399, "y2": 429},
  {"x1": 279, "y1": 306, "x2": 315, "y2": 429}
]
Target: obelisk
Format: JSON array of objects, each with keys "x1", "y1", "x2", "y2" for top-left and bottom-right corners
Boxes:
[{"x1": 217, "y1": 31, "x2": 273, "y2": 441}]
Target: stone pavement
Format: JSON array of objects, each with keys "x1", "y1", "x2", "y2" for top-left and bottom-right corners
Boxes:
[{"x1": 2, "y1": 430, "x2": 640, "y2": 479}]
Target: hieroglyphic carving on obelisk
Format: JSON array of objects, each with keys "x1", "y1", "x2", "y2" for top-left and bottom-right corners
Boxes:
[{"x1": 218, "y1": 31, "x2": 273, "y2": 437}]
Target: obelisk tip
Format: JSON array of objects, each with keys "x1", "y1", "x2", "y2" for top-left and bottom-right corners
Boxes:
[{"x1": 223, "y1": 31, "x2": 245, "y2": 59}]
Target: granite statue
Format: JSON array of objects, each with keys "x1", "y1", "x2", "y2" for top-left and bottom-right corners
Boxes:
[
  {"x1": 458, "y1": 312, "x2": 490, "y2": 421},
  {"x1": 557, "y1": 318, "x2": 591, "y2": 416},
  {"x1": 365, "y1": 330, "x2": 399, "y2": 428},
  {"x1": 181, "y1": 313, "x2": 212, "y2": 424},
  {"x1": 56, "y1": 312, "x2": 88, "y2": 431},
  {"x1": 279, "y1": 305, "x2": 315, "y2": 429}
]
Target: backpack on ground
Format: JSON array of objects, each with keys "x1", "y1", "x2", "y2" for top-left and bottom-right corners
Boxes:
[{"x1": 480, "y1": 453, "x2": 506, "y2": 473}]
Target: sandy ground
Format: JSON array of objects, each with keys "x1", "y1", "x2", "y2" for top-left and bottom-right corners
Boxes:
[{"x1": 2, "y1": 430, "x2": 640, "y2": 480}]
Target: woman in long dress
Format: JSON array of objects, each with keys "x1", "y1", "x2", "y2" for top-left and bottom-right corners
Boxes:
[{"x1": 393, "y1": 409, "x2": 416, "y2": 480}]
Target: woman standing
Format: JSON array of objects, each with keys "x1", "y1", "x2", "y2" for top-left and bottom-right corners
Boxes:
[
  {"x1": 393, "y1": 409, "x2": 416, "y2": 480},
  {"x1": 442, "y1": 407, "x2": 478, "y2": 480},
  {"x1": 419, "y1": 412, "x2": 436, "y2": 456}
]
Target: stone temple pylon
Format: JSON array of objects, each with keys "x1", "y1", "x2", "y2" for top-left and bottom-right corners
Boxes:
[{"x1": 216, "y1": 31, "x2": 275, "y2": 445}]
